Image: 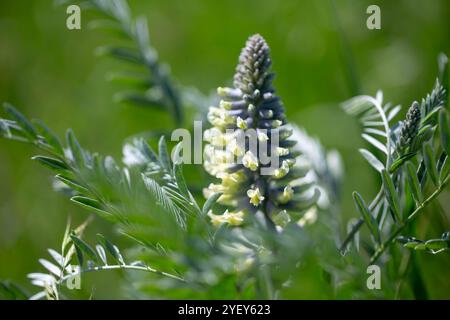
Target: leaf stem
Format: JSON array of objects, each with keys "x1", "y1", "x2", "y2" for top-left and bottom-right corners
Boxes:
[{"x1": 58, "y1": 263, "x2": 186, "y2": 285}]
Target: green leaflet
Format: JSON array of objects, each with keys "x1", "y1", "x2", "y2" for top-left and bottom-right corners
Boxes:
[
  {"x1": 174, "y1": 163, "x2": 190, "y2": 198},
  {"x1": 32, "y1": 156, "x2": 69, "y2": 171},
  {"x1": 55, "y1": 174, "x2": 89, "y2": 194},
  {"x1": 97, "y1": 234, "x2": 125, "y2": 265},
  {"x1": 95, "y1": 46, "x2": 143, "y2": 64},
  {"x1": 96, "y1": 245, "x2": 108, "y2": 265},
  {"x1": 4, "y1": 103, "x2": 37, "y2": 139},
  {"x1": 381, "y1": 170, "x2": 401, "y2": 222},
  {"x1": 158, "y1": 136, "x2": 172, "y2": 173},
  {"x1": 66, "y1": 129, "x2": 85, "y2": 167},
  {"x1": 421, "y1": 107, "x2": 444, "y2": 127},
  {"x1": 202, "y1": 193, "x2": 222, "y2": 216},
  {"x1": 70, "y1": 234, "x2": 98, "y2": 262},
  {"x1": 33, "y1": 120, "x2": 64, "y2": 155},
  {"x1": 389, "y1": 152, "x2": 415, "y2": 173},
  {"x1": 359, "y1": 148, "x2": 384, "y2": 172},
  {"x1": 405, "y1": 162, "x2": 423, "y2": 204},
  {"x1": 70, "y1": 196, "x2": 112, "y2": 219},
  {"x1": 423, "y1": 143, "x2": 439, "y2": 186},
  {"x1": 352, "y1": 191, "x2": 381, "y2": 244}
]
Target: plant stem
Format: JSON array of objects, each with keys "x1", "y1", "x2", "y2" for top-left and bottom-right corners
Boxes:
[
  {"x1": 369, "y1": 174, "x2": 450, "y2": 264},
  {"x1": 58, "y1": 264, "x2": 185, "y2": 285}
]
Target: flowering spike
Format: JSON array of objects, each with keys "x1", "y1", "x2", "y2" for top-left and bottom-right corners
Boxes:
[
  {"x1": 398, "y1": 101, "x2": 421, "y2": 152},
  {"x1": 203, "y1": 34, "x2": 317, "y2": 227}
]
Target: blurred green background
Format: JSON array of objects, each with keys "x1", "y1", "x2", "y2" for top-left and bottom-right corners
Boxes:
[{"x1": 0, "y1": 0, "x2": 449, "y2": 298}]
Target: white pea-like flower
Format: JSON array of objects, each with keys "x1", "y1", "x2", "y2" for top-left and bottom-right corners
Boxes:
[
  {"x1": 247, "y1": 187, "x2": 265, "y2": 206},
  {"x1": 242, "y1": 151, "x2": 259, "y2": 171},
  {"x1": 207, "y1": 210, "x2": 245, "y2": 226}
]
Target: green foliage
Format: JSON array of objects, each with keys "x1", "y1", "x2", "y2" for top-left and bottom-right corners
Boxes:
[
  {"x1": 56, "y1": 0, "x2": 184, "y2": 125},
  {"x1": 1, "y1": 0, "x2": 449, "y2": 300},
  {"x1": 27, "y1": 218, "x2": 89, "y2": 300},
  {"x1": 0, "y1": 46, "x2": 351, "y2": 300},
  {"x1": 0, "y1": 281, "x2": 29, "y2": 300},
  {"x1": 0, "y1": 100, "x2": 351, "y2": 299},
  {"x1": 397, "y1": 232, "x2": 450, "y2": 254},
  {"x1": 341, "y1": 56, "x2": 449, "y2": 264},
  {"x1": 27, "y1": 218, "x2": 185, "y2": 300}
]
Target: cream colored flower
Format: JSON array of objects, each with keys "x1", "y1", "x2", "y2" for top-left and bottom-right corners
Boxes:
[
  {"x1": 276, "y1": 147, "x2": 289, "y2": 156},
  {"x1": 257, "y1": 130, "x2": 269, "y2": 142},
  {"x1": 242, "y1": 151, "x2": 259, "y2": 171},
  {"x1": 236, "y1": 117, "x2": 247, "y2": 129},
  {"x1": 203, "y1": 183, "x2": 239, "y2": 206},
  {"x1": 247, "y1": 187, "x2": 265, "y2": 206},
  {"x1": 273, "y1": 160, "x2": 290, "y2": 178},
  {"x1": 204, "y1": 127, "x2": 227, "y2": 146},
  {"x1": 207, "y1": 106, "x2": 234, "y2": 127},
  {"x1": 218, "y1": 171, "x2": 246, "y2": 188},
  {"x1": 217, "y1": 87, "x2": 241, "y2": 98},
  {"x1": 219, "y1": 100, "x2": 232, "y2": 110},
  {"x1": 227, "y1": 138, "x2": 245, "y2": 156},
  {"x1": 207, "y1": 210, "x2": 245, "y2": 226},
  {"x1": 271, "y1": 120, "x2": 282, "y2": 128}
]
